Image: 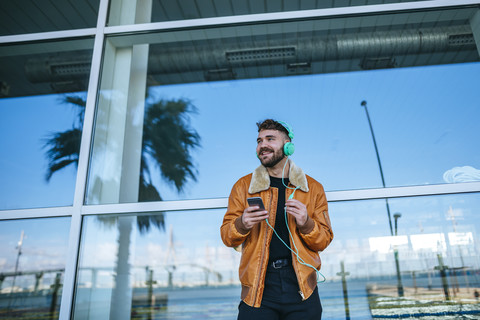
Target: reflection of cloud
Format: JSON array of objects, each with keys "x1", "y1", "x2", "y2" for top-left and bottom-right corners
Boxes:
[
  {"x1": 369, "y1": 236, "x2": 408, "y2": 253},
  {"x1": 411, "y1": 233, "x2": 446, "y2": 251},
  {"x1": 82, "y1": 242, "x2": 117, "y2": 267},
  {"x1": 443, "y1": 166, "x2": 480, "y2": 183},
  {"x1": 144, "y1": 243, "x2": 165, "y2": 266},
  {"x1": 448, "y1": 232, "x2": 473, "y2": 246}
]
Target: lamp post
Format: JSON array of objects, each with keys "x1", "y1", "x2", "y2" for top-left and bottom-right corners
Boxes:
[
  {"x1": 361, "y1": 101, "x2": 403, "y2": 296},
  {"x1": 394, "y1": 213, "x2": 401, "y2": 236},
  {"x1": 393, "y1": 213, "x2": 404, "y2": 297},
  {"x1": 8, "y1": 230, "x2": 24, "y2": 310},
  {"x1": 360, "y1": 100, "x2": 393, "y2": 235},
  {"x1": 337, "y1": 261, "x2": 351, "y2": 320}
]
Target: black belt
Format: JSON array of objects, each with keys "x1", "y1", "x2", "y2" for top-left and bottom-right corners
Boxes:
[{"x1": 269, "y1": 258, "x2": 291, "y2": 269}]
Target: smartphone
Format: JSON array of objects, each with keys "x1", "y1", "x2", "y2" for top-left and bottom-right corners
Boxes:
[{"x1": 247, "y1": 197, "x2": 265, "y2": 210}]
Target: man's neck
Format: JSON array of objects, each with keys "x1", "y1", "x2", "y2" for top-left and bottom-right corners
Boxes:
[{"x1": 266, "y1": 157, "x2": 289, "y2": 178}]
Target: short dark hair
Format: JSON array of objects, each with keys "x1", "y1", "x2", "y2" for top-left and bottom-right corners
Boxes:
[{"x1": 256, "y1": 119, "x2": 290, "y2": 140}]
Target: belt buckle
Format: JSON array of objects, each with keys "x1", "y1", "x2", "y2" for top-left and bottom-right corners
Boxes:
[{"x1": 272, "y1": 260, "x2": 283, "y2": 269}]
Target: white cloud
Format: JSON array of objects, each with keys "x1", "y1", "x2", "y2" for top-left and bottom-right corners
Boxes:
[{"x1": 443, "y1": 166, "x2": 480, "y2": 183}]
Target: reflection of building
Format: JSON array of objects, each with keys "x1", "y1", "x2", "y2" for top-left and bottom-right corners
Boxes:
[{"x1": 2, "y1": 1, "x2": 480, "y2": 319}]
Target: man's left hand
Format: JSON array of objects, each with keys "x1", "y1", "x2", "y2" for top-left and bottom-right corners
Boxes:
[{"x1": 285, "y1": 199, "x2": 308, "y2": 226}]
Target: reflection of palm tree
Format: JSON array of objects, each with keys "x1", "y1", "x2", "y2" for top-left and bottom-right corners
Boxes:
[
  {"x1": 44, "y1": 96, "x2": 84, "y2": 182},
  {"x1": 140, "y1": 97, "x2": 201, "y2": 202},
  {"x1": 44, "y1": 93, "x2": 200, "y2": 318},
  {"x1": 44, "y1": 94, "x2": 200, "y2": 203}
]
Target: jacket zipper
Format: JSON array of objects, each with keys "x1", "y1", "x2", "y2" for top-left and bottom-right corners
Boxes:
[
  {"x1": 252, "y1": 189, "x2": 275, "y2": 306},
  {"x1": 287, "y1": 184, "x2": 307, "y2": 301}
]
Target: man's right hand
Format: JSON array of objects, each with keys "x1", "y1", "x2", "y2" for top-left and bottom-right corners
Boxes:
[{"x1": 241, "y1": 206, "x2": 269, "y2": 230}]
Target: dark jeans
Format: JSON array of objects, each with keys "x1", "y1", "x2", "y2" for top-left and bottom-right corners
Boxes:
[{"x1": 237, "y1": 265, "x2": 322, "y2": 320}]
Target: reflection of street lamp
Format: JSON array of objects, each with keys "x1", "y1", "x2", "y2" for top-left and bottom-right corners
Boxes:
[
  {"x1": 337, "y1": 261, "x2": 351, "y2": 320},
  {"x1": 8, "y1": 230, "x2": 24, "y2": 310},
  {"x1": 393, "y1": 213, "x2": 404, "y2": 297},
  {"x1": 394, "y1": 213, "x2": 402, "y2": 236},
  {"x1": 360, "y1": 100, "x2": 393, "y2": 236}
]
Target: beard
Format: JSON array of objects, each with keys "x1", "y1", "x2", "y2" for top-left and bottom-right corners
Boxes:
[{"x1": 259, "y1": 147, "x2": 285, "y2": 168}]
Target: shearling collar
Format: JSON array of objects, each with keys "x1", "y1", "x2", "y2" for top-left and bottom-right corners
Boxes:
[{"x1": 248, "y1": 158, "x2": 309, "y2": 194}]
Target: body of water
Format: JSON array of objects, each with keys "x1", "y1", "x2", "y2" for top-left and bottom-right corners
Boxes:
[{"x1": 3, "y1": 272, "x2": 480, "y2": 319}]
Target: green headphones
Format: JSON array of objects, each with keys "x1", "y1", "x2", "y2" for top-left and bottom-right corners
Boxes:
[
  {"x1": 277, "y1": 121, "x2": 295, "y2": 156},
  {"x1": 256, "y1": 120, "x2": 295, "y2": 159}
]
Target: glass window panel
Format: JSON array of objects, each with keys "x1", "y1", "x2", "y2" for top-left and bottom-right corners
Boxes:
[
  {"x1": 0, "y1": 38, "x2": 94, "y2": 210},
  {"x1": 0, "y1": 217, "x2": 71, "y2": 319},
  {"x1": 87, "y1": 9, "x2": 480, "y2": 204},
  {"x1": 321, "y1": 193, "x2": 480, "y2": 319},
  {"x1": 73, "y1": 193, "x2": 480, "y2": 319},
  {"x1": 0, "y1": 0, "x2": 100, "y2": 36},
  {"x1": 107, "y1": 0, "x2": 431, "y2": 26},
  {"x1": 72, "y1": 210, "x2": 241, "y2": 319}
]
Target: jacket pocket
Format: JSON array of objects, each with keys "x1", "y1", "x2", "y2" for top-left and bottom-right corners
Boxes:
[{"x1": 241, "y1": 284, "x2": 251, "y2": 300}]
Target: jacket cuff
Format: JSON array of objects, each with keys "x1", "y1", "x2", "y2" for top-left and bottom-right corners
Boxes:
[
  {"x1": 298, "y1": 216, "x2": 314, "y2": 234},
  {"x1": 235, "y1": 216, "x2": 250, "y2": 235}
]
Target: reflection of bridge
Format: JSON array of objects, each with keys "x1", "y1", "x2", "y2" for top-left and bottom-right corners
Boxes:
[
  {"x1": 164, "y1": 263, "x2": 223, "y2": 287},
  {"x1": 76, "y1": 264, "x2": 222, "y2": 289},
  {"x1": 0, "y1": 268, "x2": 64, "y2": 316},
  {"x1": 1, "y1": 263, "x2": 222, "y2": 294},
  {"x1": 0, "y1": 268, "x2": 64, "y2": 293},
  {"x1": 162, "y1": 225, "x2": 222, "y2": 287}
]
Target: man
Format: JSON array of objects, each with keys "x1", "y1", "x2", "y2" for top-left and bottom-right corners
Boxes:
[{"x1": 220, "y1": 119, "x2": 334, "y2": 320}]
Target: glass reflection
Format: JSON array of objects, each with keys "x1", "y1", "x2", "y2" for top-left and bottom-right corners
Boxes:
[
  {"x1": 87, "y1": 17, "x2": 480, "y2": 204},
  {"x1": 321, "y1": 193, "x2": 480, "y2": 319},
  {"x1": 73, "y1": 210, "x2": 240, "y2": 319},
  {"x1": 107, "y1": 0, "x2": 430, "y2": 26},
  {"x1": 74, "y1": 193, "x2": 480, "y2": 319},
  {"x1": 0, "y1": 217, "x2": 70, "y2": 319},
  {"x1": 0, "y1": 1, "x2": 100, "y2": 36},
  {"x1": 86, "y1": 88, "x2": 201, "y2": 204},
  {"x1": 0, "y1": 39, "x2": 94, "y2": 210}
]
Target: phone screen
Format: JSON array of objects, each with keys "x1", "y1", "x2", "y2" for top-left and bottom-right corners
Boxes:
[{"x1": 247, "y1": 197, "x2": 265, "y2": 210}]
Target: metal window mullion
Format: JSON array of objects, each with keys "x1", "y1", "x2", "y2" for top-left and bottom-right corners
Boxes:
[
  {"x1": 76, "y1": 182, "x2": 480, "y2": 215},
  {"x1": 102, "y1": 0, "x2": 480, "y2": 36},
  {"x1": 471, "y1": 9, "x2": 480, "y2": 56},
  {"x1": 0, "y1": 206, "x2": 76, "y2": 220},
  {"x1": 1, "y1": 182, "x2": 478, "y2": 221},
  {"x1": 58, "y1": 0, "x2": 110, "y2": 318},
  {"x1": 326, "y1": 181, "x2": 480, "y2": 202},
  {"x1": 81, "y1": 198, "x2": 230, "y2": 215},
  {"x1": 0, "y1": 28, "x2": 96, "y2": 44},
  {"x1": 71, "y1": 21, "x2": 108, "y2": 210}
]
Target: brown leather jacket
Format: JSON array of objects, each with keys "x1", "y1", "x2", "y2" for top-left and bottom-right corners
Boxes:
[{"x1": 220, "y1": 159, "x2": 333, "y2": 307}]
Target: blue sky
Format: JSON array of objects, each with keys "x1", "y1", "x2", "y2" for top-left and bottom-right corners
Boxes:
[
  {"x1": 148, "y1": 61, "x2": 480, "y2": 199},
  {"x1": 0, "y1": 94, "x2": 81, "y2": 209},
  {"x1": 1, "y1": 62, "x2": 479, "y2": 209},
  {"x1": 0, "y1": 217, "x2": 70, "y2": 273}
]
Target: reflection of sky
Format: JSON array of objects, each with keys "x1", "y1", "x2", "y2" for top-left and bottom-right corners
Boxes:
[
  {"x1": 0, "y1": 94, "x2": 81, "y2": 209},
  {"x1": 76, "y1": 210, "x2": 240, "y2": 287},
  {"x1": 78, "y1": 210, "x2": 227, "y2": 268},
  {"x1": 0, "y1": 217, "x2": 70, "y2": 272},
  {"x1": 1, "y1": 195, "x2": 479, "y2": 287},
  {"x1": 74, "y1": 192, "x2": 480, "y2": 285},
  {"x1": 1, "y1": 63, "x2": 480, "y2": 208},
  {"x1": 148, "y1": 61, "x2": 480, "y2": 200},
  {"x1": 324, "y1": 192, "x2": 480, "y2": 273}
]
